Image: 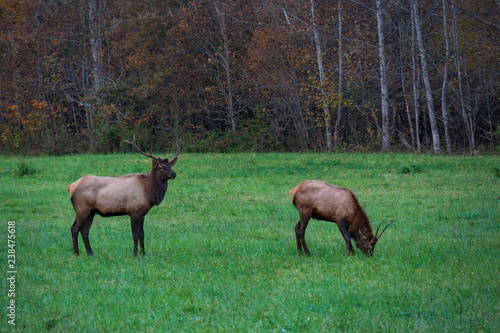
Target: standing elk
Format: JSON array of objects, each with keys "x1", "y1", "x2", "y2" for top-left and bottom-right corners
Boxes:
[
  {"x1": 67, "y1": 136, "x2": 180, "y2": 256},
  {"x1": 290, "y1": 180, "x2": 395, "y2": 257}
]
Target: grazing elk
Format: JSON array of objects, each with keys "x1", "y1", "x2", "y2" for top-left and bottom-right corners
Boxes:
[
  {"x1": 290, "y1": 180, "x2": 395, "y2": 257},
  {"x1": 67, "y1": 136, "x2": 180, "y2": 256}
]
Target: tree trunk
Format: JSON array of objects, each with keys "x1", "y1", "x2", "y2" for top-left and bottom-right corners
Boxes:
[
  {"x1": 310, "y1": 0, "x2": 332, "y2": 151},
  {"x1": 214, "y1": 2, "x2": 237, "y2": 132},
  {"x1": 376, "y1": 0, "x2": 390, "y2": 150},
  {"x1": 452, "y1": 3, "x2": 475, "y2": 151},
  {"x1": 411, "y1": 8, "x2": 421, "y2": 153},
  {"x1": 397, "y1": 15, "x2": 415, "y2": 150},
  {"x1": 333, "y1": 0, "x2": 343, "y2": 151},
  {"x1": 412, "y1": 0, "x2": 441, "y2": 153},
  {"x1": 441, "y1": 0, "x2": 452, "y2": 153},
  {"x1": 88, "y1": 0, "x2": 103, "y2": 93}
]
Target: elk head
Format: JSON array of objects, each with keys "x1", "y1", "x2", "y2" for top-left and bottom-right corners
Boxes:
[
  {"x1": 359, "y1": 220, "x2": 396, "y2": 256},
  {"x1": 125, "y1": 135, "x2": 181, "y2": 181}
]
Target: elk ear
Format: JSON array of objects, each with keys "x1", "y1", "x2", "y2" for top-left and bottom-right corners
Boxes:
[
  {"x1": 152, "y1": 159, "x2": 161, "y2": 169},
  {"x1": 359, "y1": 229, "x2": 367, "y2": 240}
]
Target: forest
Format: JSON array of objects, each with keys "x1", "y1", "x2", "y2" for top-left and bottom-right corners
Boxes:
[{"x1": 1, "y1": 0, "x2": 499, "y2": 154}]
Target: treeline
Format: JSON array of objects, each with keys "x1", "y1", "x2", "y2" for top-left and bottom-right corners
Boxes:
[{"x1": 1, "y1": 0, "x2": 499, "y2": 154}]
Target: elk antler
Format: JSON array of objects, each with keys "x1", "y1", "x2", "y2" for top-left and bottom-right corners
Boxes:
[
  {"x1": 374, "y1": 222, "x2": 383, "y2": 238},
  {"x1": 170, "y1": 136, "x2": 181, "y2": 162},
  {"x1": 375, "y1": 220, "x2": 396, "y2": 239},
  {"x1": 125, "y1": 135, "x2": 157, "y2": 159}
]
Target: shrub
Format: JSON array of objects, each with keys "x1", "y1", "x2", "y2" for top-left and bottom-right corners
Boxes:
[
  {"x1": 400, "y1": 164, "x2": 423, "y2": 174},
  {"x1": 491, "y1": 166, "x2": 500, "y2": 178},
  {"x1": 16, "y1": 161, "x2": 37, "y2": 177}
]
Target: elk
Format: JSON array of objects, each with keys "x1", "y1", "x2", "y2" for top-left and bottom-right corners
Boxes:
[
  {"x1": 290, "y1": 180, "x2": 395, "y2": 257},
  {"x1": 67, "y1": 136, "x2": 180, "y2": 256}
]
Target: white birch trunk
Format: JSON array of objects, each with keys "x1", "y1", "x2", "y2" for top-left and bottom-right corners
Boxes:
[
  {"x1": 88, "y1": 0, "x2": 103, "y2": 93},
  {"x1": 410, "y1": 7, "x2": 421, "y2": 152},
  {"x1": 412, "y1": 0, "x2": 441, "y2": 153},
  {"x1": 333, "y1": 0, "x2": 343, "y2": 151},
  {"x1": 441, "y1": 0, "x2": 452, "y2": 153},
  {"x1": 376, "y1": 0, "x2": 390, "y2": 150}
]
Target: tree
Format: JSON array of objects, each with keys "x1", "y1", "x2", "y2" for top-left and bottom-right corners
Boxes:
[
  {"x1": 409, "y1": 2, "x2": 422, "y2": 152},
  {"x1": 412, "y1": 0, "x2": 441, "y2": 153},
  {"x1": 376, "y1": 0, "x2": 390, "y2": 150},
  {"x1": 178, "y1": 0, "x2": 247, "y2": 132},
  {"x1": 88, "y1": 0, "x2": 104, "y2": 93},
  {"x1": 451, "y1": 1, "x2": 475, "y2": 151},
  {"x1": 441, "y1": 0, "x2": 452, "y2": 153},
  {"x1": 333, "y1": 0, "x2": 343, "y2": 151},
  {"x1": 212, "y1": 1, "x2": 237, "y2": 131},
  {"x1": 310, "y1": 0, "x2": 332, "y2": 150},
  {"x1": 0, "y1": 0, "x2": 498, "y2": 153}
]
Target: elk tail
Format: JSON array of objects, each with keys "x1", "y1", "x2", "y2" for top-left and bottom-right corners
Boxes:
[{"x1": 289, "y1": 185, "x2": 300, "y2": 201}]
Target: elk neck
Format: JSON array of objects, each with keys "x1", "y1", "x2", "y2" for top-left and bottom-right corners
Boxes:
[
  {"x1": 146, "y1": 169, "x2": 169, "y2": 207},
  {"x1": 351, "y1": 209, "x2": 375, "y2": 249}
]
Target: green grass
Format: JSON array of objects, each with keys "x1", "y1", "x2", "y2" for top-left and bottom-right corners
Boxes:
[{"x1": 1, "y1": 152, "x2": 499, "y2": 332}]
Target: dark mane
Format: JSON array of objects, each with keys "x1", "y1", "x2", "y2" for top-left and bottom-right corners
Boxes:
[{"x1": 151, "y1": 181, "x2": 168, "y2": 206}]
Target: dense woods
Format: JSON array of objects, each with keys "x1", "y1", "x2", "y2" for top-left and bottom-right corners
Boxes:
[{"x1": 1, "y1": 0, "x2": 499, "y2": 154}]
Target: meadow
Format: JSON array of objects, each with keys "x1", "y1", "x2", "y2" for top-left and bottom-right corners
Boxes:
[{"x1": 1, "y1": 152, "x2": 499, "y2": 332}]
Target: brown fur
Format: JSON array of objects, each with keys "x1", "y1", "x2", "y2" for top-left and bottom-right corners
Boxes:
[
  {"x1": 290, "y1": 180, "x2": 391, "y2": 257},
  {"x1": 68, "y1": 144, "x2": 179, "y2": 257}
]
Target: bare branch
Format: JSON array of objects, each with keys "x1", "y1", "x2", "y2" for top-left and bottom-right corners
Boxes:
[{"x1": 452, "y1": 1, "x2": 500, "y2": 30}]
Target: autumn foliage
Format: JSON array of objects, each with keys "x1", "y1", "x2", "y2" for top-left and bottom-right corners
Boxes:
[{"x1": 0, "y1": 0, "x2": 499, "y2": 154}]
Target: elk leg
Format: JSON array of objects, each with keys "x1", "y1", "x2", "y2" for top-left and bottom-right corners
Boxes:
[
  {"x1": 337, "y1": 220, "x2": 354, "y2": 256},
  {"x1": 131, "y1": 215, "x2": 141, "y2": 256},
  {"x1": 138, "y1": 216, "x2": 145, "y2": 256},
  {"x1": 295, "y1": 212, "x2": 311, "y2": 256},
  {"x1": 71, "y1": 211, "x2": 93, "y2": 256},
  {"x1": 80, "y1": 213, "x2": 95, "y2": 256},
  {"x1": 294, "y1": 221, "x2": 303, "y2": 253},
  {"x1": 71, "y1": 220, "x2": 81, "y2": 256}
]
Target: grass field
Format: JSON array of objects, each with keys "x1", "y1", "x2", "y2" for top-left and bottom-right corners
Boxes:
[{"x1": 1, "y1": 152, "x2": 499, "y2": 332}]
